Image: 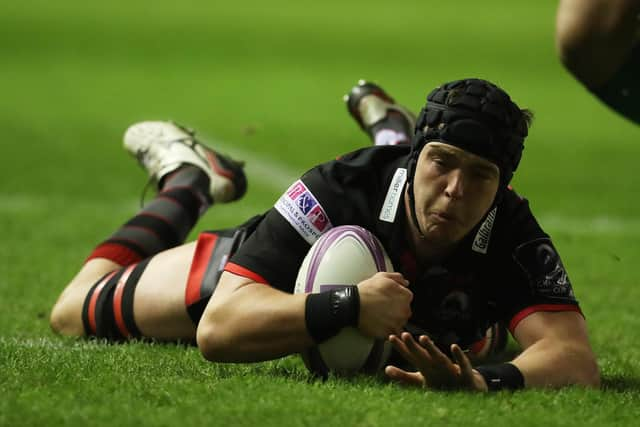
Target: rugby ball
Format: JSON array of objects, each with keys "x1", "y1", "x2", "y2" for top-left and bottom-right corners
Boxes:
[{"x1": 294, "y1": 225, "x2": 394, "y2": 377}]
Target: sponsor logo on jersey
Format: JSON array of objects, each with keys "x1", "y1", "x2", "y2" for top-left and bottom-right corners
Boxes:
[
  {"x1": 513, "y1": 238, "x2": 575, "y2": 301},
  {"x1": 379, "y1": 168, "x2": 407, "y2": 223},
  {"x1": 472, "y1": 207, "x2": 497, "y2": 254},
  {"x1": 275, "y1": 180, "x2": 332, "y2": 244}
]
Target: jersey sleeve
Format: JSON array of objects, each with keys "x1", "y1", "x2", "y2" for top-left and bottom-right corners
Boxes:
[
  {"x1": 491, "y1": 190, "x2": 582, "y2": 333},
  {"x1": 225, "y1": 207, "x2": 312, "y2": 291},
  {"x1": 225, "y1": 155, "x2": 377, "y2": 292}
]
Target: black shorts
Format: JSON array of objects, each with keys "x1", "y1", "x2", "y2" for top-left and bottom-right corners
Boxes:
[{"x1": 184, "y1": 215, "x2": 263, "y2": 324}]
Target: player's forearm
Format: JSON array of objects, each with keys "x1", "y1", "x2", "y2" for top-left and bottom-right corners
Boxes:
[
  {"x1": 510, "y1": 338, "x2": 600, "y2": 388},
  {"x1": 197, "y1": 283, "x2": 313, "y2": 362}
]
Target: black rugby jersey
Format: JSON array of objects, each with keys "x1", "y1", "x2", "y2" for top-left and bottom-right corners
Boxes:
[{"x1": 225, "y1": 145, "x2": 580, "y2": 351}]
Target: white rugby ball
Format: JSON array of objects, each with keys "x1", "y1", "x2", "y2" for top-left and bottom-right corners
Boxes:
[{"x1": 294, "y1": 225, "x2": 394, "y2": 376}]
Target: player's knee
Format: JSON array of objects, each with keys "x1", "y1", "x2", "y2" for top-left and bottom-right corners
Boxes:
[
  {"x1": 196, "y1": 319, "x2": 220, "y2": 361},
  {"x1": 50, "y1": 293, "x2": 86, "y2": 337},
  {"x1": 51, "y1": 259, "x2": 150, "y2": 341}
]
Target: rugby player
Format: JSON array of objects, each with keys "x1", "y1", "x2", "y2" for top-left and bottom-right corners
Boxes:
[
  {"x1": 556, "y1": 0, "x2": 639, "y2": 124},
  {"x1": 50, "y1": 78, "x2": 600, "y2": 391}
]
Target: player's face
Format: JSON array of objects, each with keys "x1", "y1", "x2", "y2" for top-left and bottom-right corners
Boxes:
[{"x1": 410, "y1": 142, "x2": 500, "y2": 248}]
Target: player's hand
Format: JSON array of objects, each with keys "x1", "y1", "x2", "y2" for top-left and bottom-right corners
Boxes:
[
  {"x1": 357, "y1": 272, "x2": 412, "y2": 339},
  {"x1": 385, "y1": 332, "x2": 488, "y2": 392}
]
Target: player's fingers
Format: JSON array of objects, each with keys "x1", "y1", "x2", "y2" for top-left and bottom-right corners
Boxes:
[
  {"x1": 402, "y1": 332, "x2": 432, "y2": 362},
  {"x1": 384, "y1": 365, "x2": 425, "y2": 387},
  {"x1": 380, "y1": 272, "x2": 410, "y2": 287},
  {"x1": 451, "y1": 344, "x2": 474, "y2": 382},
  {"x1": 418, "y1": 335, "x2": 450, "y2": 364},
  {"x1": 388, "y1": 334, "x2": 410, "y2": 356},
  {"x1": 389, "y1": 334, "x2": 420, "y2": 366}
]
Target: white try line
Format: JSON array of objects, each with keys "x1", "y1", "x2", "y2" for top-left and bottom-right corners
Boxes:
[
  {"x1": 3, "y1": 192, "x2": 638, "y2": 237},
  {"x1": 205, "y1": 135, "x2": 301, "y2": 192},
  {"x1": 1, "y1": 136, "x2": 639, "y2": 237},
  {"x1": 537, "y1": 214, "x2": 640, "y2": 237}
]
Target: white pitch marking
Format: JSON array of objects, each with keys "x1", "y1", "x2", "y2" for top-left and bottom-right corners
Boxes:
[
  {"x1": 205, "y1": 136, "x2": 301, "y2": 192},
  {"x1": 1, "y1": 135, "x2": 639, "y2": 238},
  {"x1": 538, "y1": 214, "x2": 640, "y2": 236}
]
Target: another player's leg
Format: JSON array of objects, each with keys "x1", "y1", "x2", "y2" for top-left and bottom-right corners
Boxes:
[
  {"x1": 50, "y1": 122, "x2": 247, "y2": 341},
  {"x1": 556, "y1": 0, "x2": 640, "y2": 124},
  {"x1": 344, "y1": 80, "x2": 416, "y2": 146}
]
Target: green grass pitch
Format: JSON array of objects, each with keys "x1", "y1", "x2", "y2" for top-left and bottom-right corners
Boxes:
[{"x1": 1, "y1": 0, "x2": 640, "y2": 425}]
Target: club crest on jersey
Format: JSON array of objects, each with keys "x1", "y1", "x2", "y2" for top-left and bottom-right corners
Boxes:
[
  {"x1": 275, "y1": 180, "x2": 332, "y2": 244},
  {"x1": 513, "y1": 238, "x2": 576, "y2": 301}
]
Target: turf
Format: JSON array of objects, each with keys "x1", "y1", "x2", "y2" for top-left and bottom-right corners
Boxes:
[{"x1": 1, "y1": 0, "x2": 639, "y2": 425}]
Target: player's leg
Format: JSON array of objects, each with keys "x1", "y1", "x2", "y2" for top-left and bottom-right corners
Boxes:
[
  {"x1": 52, "y1": 244, "x2": 198, "y2": 340},
  {"x1": 556, "y1": 0, "x2": 640, "y2": 124},
  {"x1": 50, "y1": 121, "x2": 247, "y2": 341},
  {"x1": 344, "y1": 80, "x2": 416, "y2": 145}
]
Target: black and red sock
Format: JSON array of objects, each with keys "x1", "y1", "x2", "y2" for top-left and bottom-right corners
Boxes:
[{"x1": 86, "y1": 166, "x2": 211, "y2": 265}]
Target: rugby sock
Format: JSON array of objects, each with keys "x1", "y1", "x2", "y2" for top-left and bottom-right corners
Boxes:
[
  {"x1": 82, "y1": 258, "x2": 151, "y2": 339},
  {"x1": 592, "y1": 44, "x2": 640, "y2": 125},
  {"x1": 370, "y1": 111, "x2": 413, "y2": 146},
  {"x1": 86, "y1": 166, "x2": 211, "y2": 266}
]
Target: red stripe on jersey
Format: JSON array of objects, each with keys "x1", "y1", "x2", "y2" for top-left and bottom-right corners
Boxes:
[
  {"x1": 87, "y1": 271, "x2": 118, "y2": 334},
  {"x1": 185, "y1": 233, "x2": 218, "y2": 306},
  {"x1": 508, "y1": 304, "x2": 583, "y2": 333},
  {"x1": 112, "y1": 264, "x2": 136, "y2": 338},
  {"x1": 224, "y1": 262, "x2": 270, "y2": 285},
  {"x1": 469, "y1": 335, "x2": 488, "y2": 355},
  {"x1": 86, "y1": 243, "x2": 143, "y2": 266}
]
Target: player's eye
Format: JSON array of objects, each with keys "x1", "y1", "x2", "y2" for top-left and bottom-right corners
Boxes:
[
  {"x1": 470, "y1": 166, "x2": 498, "y2": 181},
  {"x1": 473, "y1": 170, "x2": 493, "y2": 180},
  {"x1": 431, "y1": 155, "x2": 450, "y2": 168}
]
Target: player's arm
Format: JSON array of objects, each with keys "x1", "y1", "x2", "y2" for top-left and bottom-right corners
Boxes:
[
  {"x1": 509, "y1": 310, "x2": 600, "y2": 388},
  {"x1": 196, "y1": 270, "x2": 412, "y2": 363},
  {"x1": 196, "y1": 271, "x2": 311, "y2": 363},
  {"x1": 385, "y1": 309, "x2": 599, "y2": 391}
]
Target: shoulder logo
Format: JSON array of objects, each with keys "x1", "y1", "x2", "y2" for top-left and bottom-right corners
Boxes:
[
  {"x1": 513, "y1": 238, "x2": 575, "y2": 301},
  {"x1": 379, "y1": 168, "x2": 407, "y2": 223},
  {"x1": 472, "y1": 207, "x2": 497, "y2": 254},
  {"x1": 275, "y1": 180, "x2": 332, "y2": 244}
]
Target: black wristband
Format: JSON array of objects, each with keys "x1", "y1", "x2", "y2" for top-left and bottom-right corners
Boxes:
[
  {"x1": 475, "y1": 363, "x2": 525, "y2": 392},
  {"x1": 305, "y1": 286, "x2": 360, "y2": 344}
]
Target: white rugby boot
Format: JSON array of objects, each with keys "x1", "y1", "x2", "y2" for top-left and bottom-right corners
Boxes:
[
  {"x1": 344, "y1": 80, "x2": 416, "y2": 146},
  {"x1": 123, "y1": 121, "x2": 247, "y2": 203}
]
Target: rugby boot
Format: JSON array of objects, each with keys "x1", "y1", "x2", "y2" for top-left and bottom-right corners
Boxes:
[
  {"x1": 344, "y1": 80, "x2": 416, "y2": 145},
  {"x1": 123, "y1": 121, "x2": 247, "y2": 203}
]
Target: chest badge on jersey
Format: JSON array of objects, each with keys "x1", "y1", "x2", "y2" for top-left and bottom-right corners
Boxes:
[
  {"x1": 513, "y1": 238, "x2": 575, "y2": 300},
  {"x1": 275, "y1": 180, "x2": 333, "y2": 244}
]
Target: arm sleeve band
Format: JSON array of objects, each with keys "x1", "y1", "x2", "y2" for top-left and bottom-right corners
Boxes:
[
  {"x1": 305, "y1": 286, "x2": 360, "y2": 343},
  {"x1": 475, "y1": 363, "x2": 525, "y2": 391}
]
